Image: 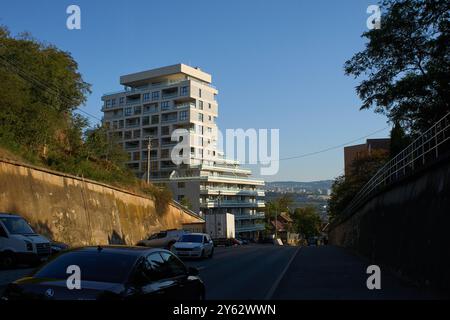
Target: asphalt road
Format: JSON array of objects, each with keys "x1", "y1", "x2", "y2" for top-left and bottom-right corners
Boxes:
[
  {"x1": 0, "y1": 245, "x2": 446, "y2": 299},
  {"x1": 183, "y1": 245, "x2": 444, "y2": 300}
]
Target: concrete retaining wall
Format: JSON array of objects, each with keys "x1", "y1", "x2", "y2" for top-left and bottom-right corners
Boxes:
[
  {"x1": 0, "y1": 158, "x2": 203, "y2": 247},
  {"x1": 329, "y1": 159, "x2": 450, "y2": 292}
]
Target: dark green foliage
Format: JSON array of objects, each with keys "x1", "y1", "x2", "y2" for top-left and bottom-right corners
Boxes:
[
  {"x1": 390, "y1": 121, "x2": 411, "y2": 157},
  {"x1": 0, "y1": 26, "x2": 162, "y2": 199},
  {"x1": 292, "y1": 207, "x2": 322, "y2": 238},
  {"x1": 344, "y1": 0, "x2": 450, "y2": 134},
  {"x1": 327, "y1": 150, "x2": 389, "y2": 221}
]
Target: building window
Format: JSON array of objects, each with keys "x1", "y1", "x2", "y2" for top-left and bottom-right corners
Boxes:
[
  {"x1": 143, "y1": 93, "x2": 150, "y2": 101},
  {"x1": 177, "y1": 195, "x2": 185, "y2": 201},
  {"x1": 208, "y1": 103, "x2": 211, "y2": 109},
  {"x1": 161, "y1": 148, "x2": 170, "y2": 158},
  {"x1": 178, "y1": 182, "x2": 185, "y2": 188},
  {"x1": 198, "y1": 100, "x2": 203, "y2": 110},
  {"x1": 125, "y1": 107, "x2": 132, "y2": 116},
  {"x1": 208, "y1": 115, "x2": 212, "y2": 121},
  {"x1": 151, "y1": 115, "x2": 159, "y2": 124},
  {"x1": 161, "y1": 126, "x2": 170, "y2": 136},
  {"x1": 199, "y1": 89, "x2": 202, "y2": 98},
  {"x1": 143, "y1": 103, "x2": 158, "y2": 114},
  {"x1": 179, "y1": 110, "x2": 188, "y2": 121},
  {"x1": 142, "y1": 116, "x2": 150, "y2": 126},
  {"x1": 119, "y1": 97, "x2": 125, "y2": 105},
  {"x1": 198, "y1": 113, "x2": 204, "y2": 122},
  {"x1": 111, "y1": 99, "x2": 116, "y2": 107},
  {"x1": 152, "y1": 91, "x2": 160, "y2": 101},
  {"x1": 181, "y1": 86, "x2": 188, "y2": 96},
  {"x1": 161, "y1": 101, "x2": 170, "y2": 111},
  {"x1": 105, "y1": 100, "x2": 111, "y2": 108},
  {"x1": 207, "y1": 127, "x2": 212, "y2": 133}
]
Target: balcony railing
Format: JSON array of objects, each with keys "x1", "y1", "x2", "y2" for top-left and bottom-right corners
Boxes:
[
  {"x1": 341, "y1": 112, "x2": 450, "y2": 220},
  {"x1": 234, "y1": 213, "x2": 265, "y2": 220},
  {"x1": 236, "y1": 224, "x2": 265, "y2": 232},
  {"x1": 200, "y1": 200, "x2": 265, "y2": 208}
]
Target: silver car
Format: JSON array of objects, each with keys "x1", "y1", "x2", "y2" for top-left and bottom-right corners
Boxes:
[{"x1": 172, "y1": 233, "x2": 214, "y2": 259}]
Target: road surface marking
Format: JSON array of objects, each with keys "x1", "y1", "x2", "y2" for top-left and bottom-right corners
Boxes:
[{"x1": 264, "y1": 246, "x2": 301, "y2": 300}]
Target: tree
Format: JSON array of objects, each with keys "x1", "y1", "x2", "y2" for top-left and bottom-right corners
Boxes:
[
  {"x1": 292, "y1": 206, "x2": 322, "y2": 238},
  {"x1": 264, "y1": 194, "x2": 294, "y2": 226},
  {"x1": 390, "y1": 121, "x2": 411, "y2": 157},
  {"x1": 344, "y1": 0, "x2": 450, "y2": 134},
  {"x1": 0, "y1": 25, "x2": 91, "y2": 156},
  {"x1": 84, "y1": 124, "x2": 128, "y2": 168},
  {"x1": 327, "y1": 150, "x2": 389, "y2": 221},
  {"x1": 179, "y1": 197, "x2": 193, "y2": 211}
]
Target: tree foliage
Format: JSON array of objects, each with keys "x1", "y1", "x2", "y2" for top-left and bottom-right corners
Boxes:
[
  {"x1": 344, "y1": 0, "x2": 450, "y2": 134},
  {"x1": 0, "y1": 26, "x2": 161, "y2": 198},
  {"x1": 327, "y1": 150, "x2": 389, "y2": 221},
  {"x1": 292, "y1": 206, "x2": 322, "y2": 238}
]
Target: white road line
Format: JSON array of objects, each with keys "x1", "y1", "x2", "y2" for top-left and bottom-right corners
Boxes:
[{"x1": 264, "y1": 246, "x2": 301, "y2": 300}]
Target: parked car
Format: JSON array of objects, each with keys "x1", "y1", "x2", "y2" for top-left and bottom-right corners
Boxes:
[
  {"x1": 136, "y1": 229, "x2": 187, "y2": 250},
  {"x1": 172, "y1": 233, "x2": 214, "y2": 259},
  {"x1": 1, "y1": 246, "x2": 204, "y2": 300},
  {"x1": 50, "y1": 242, "x2": 69, "y2": 255},
  {"x1": 235, "y1": 238, "x2": 249, "y2": 245},
  {"x1": 231, "y1": 238, "x2": 243, "y2": 246},
  {"x1": 0, "y1": 213, "x2": 51, "y2": 268}
]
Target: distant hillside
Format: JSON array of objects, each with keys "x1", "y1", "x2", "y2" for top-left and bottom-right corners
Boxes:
[{"x1": 265, "y1": 180, "x2": 333, "y2": 191}]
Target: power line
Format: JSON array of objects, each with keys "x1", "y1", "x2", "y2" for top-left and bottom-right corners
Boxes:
[{"x1": 267, "y1": 126, "x2": 390, "y2": 163}]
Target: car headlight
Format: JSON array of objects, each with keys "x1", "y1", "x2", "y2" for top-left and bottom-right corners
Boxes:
[{"x1": 24, "y1": 240, "x2": 33, "y2": 251}]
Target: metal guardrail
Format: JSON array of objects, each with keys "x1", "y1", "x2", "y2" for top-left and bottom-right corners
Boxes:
[{"x1": 341, "y1": 113, "x2": 450, "y2": 218}]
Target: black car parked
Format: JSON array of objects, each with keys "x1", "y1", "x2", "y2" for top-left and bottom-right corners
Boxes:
[{"x1": 1, "y1": 246, "x2": 204, "y2": 300}]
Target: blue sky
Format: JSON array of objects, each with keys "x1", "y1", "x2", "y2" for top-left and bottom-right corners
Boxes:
[{"x1": 0, "y1": 0, "x2": 389, "y2": 182}]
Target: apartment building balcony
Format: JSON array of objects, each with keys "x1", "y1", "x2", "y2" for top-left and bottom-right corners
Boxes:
[
  {"x1": 234, "y1": 213, "x2": 266, "y2": 220},
  {"x1": 200, "y1": 200, "x2": 265, "y2": 209},
  {"x1": 126, "y1": 99, "x2": 142, "y2": 106},
  {"x1": 199, "y1": 186, "x2": 265, "y2": 197},
  {"x1": 175, "y1": 102, "x2": 196, "y2": 110},
  {"x1": 235, "y1": 224, "x2": 265, "y2": 233},
  {"x1": 205, "y1": 175, "x2": 265, "y2": 186}
]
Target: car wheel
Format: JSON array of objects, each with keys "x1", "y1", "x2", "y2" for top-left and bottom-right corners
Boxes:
[
  {"x1": 208, "y1": 248, "x2": 214, "y2": 258},
  {"x1": 201, "y1": 249, "x2": 206, "y2": 259},
  {"x1": 0, "y1": 252, "x2": 16, "y2": 269}
]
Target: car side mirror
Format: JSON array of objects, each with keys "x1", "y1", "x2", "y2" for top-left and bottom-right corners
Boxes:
[{"x1": 188, "y1": 267, "x2": 199, "y2": 276}]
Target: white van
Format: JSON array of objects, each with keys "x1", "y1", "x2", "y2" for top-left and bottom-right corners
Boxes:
[{"x1": 0, "y1": 213, "x2": 51, "y2": 268}]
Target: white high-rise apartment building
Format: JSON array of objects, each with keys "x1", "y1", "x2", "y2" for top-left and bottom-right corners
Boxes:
[{"x1": 102, "y1": 64, "x2": 265, "y2": 240}]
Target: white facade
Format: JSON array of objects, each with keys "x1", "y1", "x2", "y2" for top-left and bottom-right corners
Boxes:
[{"x1": 102, "y1": 64, "x2": 265, "y2": 239}]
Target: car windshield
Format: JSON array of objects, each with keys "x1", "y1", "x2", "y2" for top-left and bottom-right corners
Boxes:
[
  {"x1": 0, "y1": 217, "x2": 35, "y2": 235},
  {"x1": 34, "y1": 251, "x2": 138, "y2": 284},
  {"x1": 178, "y1": 234, "x2": 203, "y2": 243}
]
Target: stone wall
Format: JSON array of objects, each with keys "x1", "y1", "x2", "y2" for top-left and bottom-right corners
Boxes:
[
  {"x1": 329, "y1": 159, "x2": 450, "y2": 292},
  {"x1": 0, "y1": 158, "x2": 203, "y2": 246}
]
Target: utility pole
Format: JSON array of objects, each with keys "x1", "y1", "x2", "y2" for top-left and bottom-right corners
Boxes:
[
  {"x1": 275, "y1": 204, "x2": 278, "y2": 240},
  {"x1": 147, "y1": 136, "x2": 151, "y2": 184}
]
